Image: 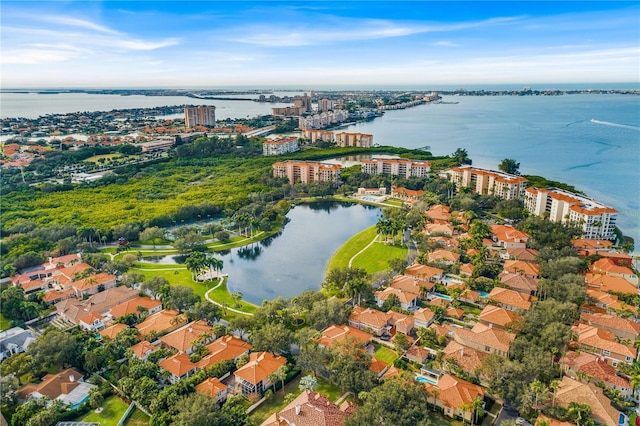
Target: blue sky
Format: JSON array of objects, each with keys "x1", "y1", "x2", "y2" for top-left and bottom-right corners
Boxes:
[{"x1": 2, "y1": 1, "x2": 639, "y2": 88}]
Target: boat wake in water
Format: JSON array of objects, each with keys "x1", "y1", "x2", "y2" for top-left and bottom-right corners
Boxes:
[{"x1": 590, "y1": 119, "x2": 640, "y2": 131}]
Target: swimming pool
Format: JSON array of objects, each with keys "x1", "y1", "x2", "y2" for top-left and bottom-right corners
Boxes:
[
  {"x1": 477, "y1": 291, "x2": 489, "y2": 298},
  {"x1": 431, "y1": 292, "x2": 452, "y2": 301},
  {"x1": 415, "y1": 375, "x2": 438, "y2": 385}
]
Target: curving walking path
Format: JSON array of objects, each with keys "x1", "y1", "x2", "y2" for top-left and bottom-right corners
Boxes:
[
  {"x1": 348, "y1": 234, "x2": 379, "y2": 268},
  {"x1": 205, "y1": 277, "x2": 253, "y2": 316}
]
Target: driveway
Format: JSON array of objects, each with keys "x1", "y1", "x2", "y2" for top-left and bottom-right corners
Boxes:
[{"x1": 494, "y1": 403, "x2": 519, "y2": 426}]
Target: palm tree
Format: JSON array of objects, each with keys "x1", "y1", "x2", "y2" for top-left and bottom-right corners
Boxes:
[
  {"x1": 460, "y1": 402, "x2": 473, "y2": 424},
  {"x1": 276, "y1": 366, "x2": 288, "y2": 394},
  {"x1": 185, "y1": 252, "x2": 207, "y2": 281},
  {"x1": 232, "y1": 291, "x2": 243, "y2": 308},
  {"x1": 472, "y1": 397, "x2": 485, "y2": 425}
]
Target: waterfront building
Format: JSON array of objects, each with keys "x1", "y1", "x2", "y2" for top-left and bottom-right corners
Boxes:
[
  {"x1": 447, "y1": 165, "x2": 528, "y2": 200},
  {"x1": 524, "y1": 187, "x2": 618, "y2": 240},
  {"x1": 262, "y1": 136, "x2": 299, "y2": 156},
  {"x1": 361, "y1": 158, "x2": 431, "y2": 178},
  {"x1": 317, "y1": 98, "x2": 335, "y2": 112},
  {"x1": 184, "y1": 105, "x2": 216, "y2": 128},
  {"x1": 301, "y1": 129, "x2": 334, "y2": 143},
  {"x1": 272, "y1": 160, "x2": 341, "y2": 185},
  {"x1": 271, "y1": 106, "x2": 305, "y2": 117},
  {"x1": 334, "y1": 132, "x2": 373, "y2": 148},
  {"x1": 298, "y1": 110, "x2": 349, "y2": 130}
]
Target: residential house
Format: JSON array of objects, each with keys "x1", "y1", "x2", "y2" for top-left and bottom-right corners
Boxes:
[
  {"x1": 374, "y1": 287, "x2": 418, "y2": 310},
  {"x1": 573, "y1": 323, "x2": 637, "y2": 365},
  {"x1": 404, "y1": 264, "x2": 444, "y2": 282},
  {"x1": 585, "y1": 273, "x2": 638, "y2": 295},
  {"x1": 559, "y1": 351, "x2": 632, "y2": 399},
  {"x1": 261, "y1": 390, "x2": 354, "y2": 426},
  {"x1": 554, "y1": 377, "x2": 627, "y2": 426},
  {"x1": 160, "y1": 320, "x2": 215, "y2": 354},
  {"x1": 16, "y1": 368, "x2": 95, "y2": 408},
  {"x1": 195, "y1": 377, "x2": 228, "y2": 403},
  {"x1": 99, "y1": 323, "x2": 129, "y2": 340},
  {"x1": 453, "y1": 323, "x2": 515, "y2": 357},
  {"x1": 71, "y1": 272, "x2": 117, "y2": 298},
  {"x1": 584, "y1": 290, "x2": 637, "y2": 316},
  {"x1": 536, "y1": 415, "x2": 578, "y2": 426},
  {"x1": 491, "y1": 225, "x2": 530, "y2": 249},
  {"x1": 425, "y1": 223, "x2": 454, "y2": 237},
  {"x1": 459, "y1": 289, "x2": 481, "y2": 305},
  {"x1": 42, "y1": 289, "x2": 75, "y2": 305},
  {"x1": 424, "y1": 373, "x2": 485, "y2": 422},
  {"x1": 78, "y1": 312, "x2": 106, "y2": 331},
  {"x1": 498, "y1": 272, "x2": 538, "y2": 296},
  {"x1": 55, "y1": 286, "x2": 138, "y2": 326},
  {"x1": 390, "y1": 274, "x2": 433, "y2": 297},
  {"x1": 591, "y1": 258, "x2": 639, "y2": 286},
  {"x1": 404, "y1": 345, "x2": 432, "y2": 364},
  {"x1": 130, "y1": 340, "x2": 159, "y2": 361},
  {"x1": 392, "y1": 186, "x2": 426, "y2": 202},
  {"x1": 369, "y1": 359, "x2": 390, "y2": 378},
  {"x1": 413, "y1": 308, "x2": 435, "y2": 329},
  {"x1": 0, "y1": 327, "x2": 36, "y2": 362},
  {"x1": 572, "y1": 239, "x2": 614, "y2": 252},
  {"x1": 234, "y1": 351, "x2": 287, "y2": 396},
  {"x1": 318, "y1": 325, "x2": 373, "y2": 349},
  {"x1": 459, "y1": 263, "x2": 475, "y2": 278},
  {"x1": 580, "y1": 312, "x2": 640, "y2": 341},
  {"x1": 442, "y1": 341, "x2": 489, "y2": 378},
  {"x1": 109, "y1": 296, "x2": 163, "y2": 320},
  {"x1": 503, "y1": 260, "x2": 540, "y2": 278},
  {"x1": 425, "y1": 205, "x2": 451, "y2": 223},
  {"x1": 506, "y1": 248, "x2": 538, "y2": 262},
  {"x1": 427, "y1": 250, "x2": 461, "y2": 265},
  {"x1": 446, "y1": 307, "x2": 465, "y2": 320},
  {"x1": 487, "y1": 287, "x2": 532, "y2": 311},
  {"x1": 196, "y1": 335, "x2": 252, "y2": 370},
  {"x1": 136, "y1": 309, "x2": 186, "y2": 339},
  {"x1": 159, "y1": 353, "x2": 197, "y2": 383},
  {"x1": 387, "y1": 310, "x2": 415, "y2": 335},
  {"x1": 478, "y1": 305, "x2": 521, "y2": 329},
  {"x1": 42, "y1": 254, "x2": 82, "y2": 270},
  {"x1": 349, "y1": 306, "x2": 389, "y2": 336}
]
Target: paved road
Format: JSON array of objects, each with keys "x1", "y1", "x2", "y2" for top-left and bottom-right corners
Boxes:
[{"x1": 494, "y1": 403, "x2": 519, "y2": 426}]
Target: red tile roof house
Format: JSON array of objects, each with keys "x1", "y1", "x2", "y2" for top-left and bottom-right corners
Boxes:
[
  {"x1": 159, "y1": 320, "x2": 215, "y2": 354},
  {"x1": 196, "y1": 335, "x2": 252, "y2": 370},
  {"x1": 386, "y1": 310, "x2": 415, "y2": 336},
  {"x1": 16, "y1": 368, "x2": 96, "y2": 409},
  {"x1": 135, "y1": 309, "x2": 186, "y2": 339},
  {"x1": 443, "y1": 341, "x2": 489, "y2": 379},
  {"x1": 374, "y1": 287, "x2": 419, "y2": 310},
  {"x1": 108, "y1": 296, "x2": 163, "y2": 320},
  {"x1": 506, "y1": 247, "x2": 539, "y2": 262},
  {"x1": 78, "y1": 311, "x2": 106, "y2": 331},
  {"x1": 478, "y1": 305, "x2": 522, "y2": 330},
  {"x1": 159, "y1": 353, "x2": 197, "y2": 383},
  {"x1": 585, "y1": 273, "x2": 638, "y2": 295},
  {"x1": 591, "y1": 258, "x2": 639, "y2": 286},
  {"x1": 404, "y1": 345, "x2": 432, "y2": 364},
  {"x1": 453, "y1": 323, "x2": 515, "y2": 357},
  {"x1": 584, "y1": 289, "x2": 637, "y2": 316},
  {"x1": 580, "y1": 312, "x2": 640, "y2": 341},
  {"x1": 487, "y1": 287, "x2": 532, "y2": 311},
  {"x1": 413, "y1": 308, "x2": 436, "y2": 329},
  {"x1": 390, "y1": 274, "x2": 434, "y2": 297},
  {"x1": 404, "y1": 264, "x2": 445, "y2": 283},
  {"x1": 317, "y1": 325, "x2": 373, "y2": 349},
  {"x1": 554, "y1": 377, "x2": 627, "y2": 426},
  {"x1": 130, "y1": 340, "x2": 159, "y2": 361},
  {"x1": 427, "y1": 250, "x2": 461, "y2": 265},
  {"x1": 234, "y1": 351, "x2": 287, "y2": 396},
  {"x1": 423, "y1": 373, "x2": 486, "y2": 423},
  {"x1": 573, "y1": 323, "x2": 638, "y2": 366},
  {"x1": 71, "y1": 272, "x2": 117, "y2": 298},
  {"x1": 349, "y1": 306, "x2": 390, "y2": 336},
  {"x1": 490, "y1": 225, "x2": 530, "y2": 249},
  {"x1": 498, "y1": 272, "x2": 539, "y2": 296},
  {"x1": 261, "y1": 390, "x2": 355, "y2": 426},
  {"x1": 195, "y1": 377, "x2": 228, "y2": 403},
  {"x1": 503, "y1": 260, "x2": 540, "y2": 278},
  {"x1": 55, "y1": 286, "x2": 138, "y2": 326},
  {"x1": 559, "y1": 351, "x2": 633, "y2": 399}
]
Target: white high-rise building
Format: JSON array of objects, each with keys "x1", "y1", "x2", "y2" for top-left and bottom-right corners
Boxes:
[{"x1": 185, "y1": 106, "x2": 216, "y2": 128}]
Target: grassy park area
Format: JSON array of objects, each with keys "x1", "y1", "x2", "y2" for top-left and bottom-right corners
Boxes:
[{"x1": 0, "y1": 313, "x2": 11, "y2": 331}]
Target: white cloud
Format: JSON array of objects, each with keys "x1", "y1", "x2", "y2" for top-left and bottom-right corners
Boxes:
[{"x1": 432, "y1": 41, "x2": 461, "y2": 47}]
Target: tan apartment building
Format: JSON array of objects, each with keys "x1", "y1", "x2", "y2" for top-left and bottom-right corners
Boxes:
[
  {"x1": 185, "y1": 105, "x2": 216, "y2": 128},
  {"x1": 361, "y1": 157, "x2": 431, "y2": 178},
  {"x1": 524, "y1": 187, "x2": 618, "y2": 240},
  {"x1": 272, "y1": 160, "x2": 341, "y2": 184},
  {"x1": 262, "y1": 136, "x2": 299, "y2": 156},
  {"x1": 447, "y1": 165, "x2": 528, "y2": 200},
  {"x1": 334, "y1": 132, "x2": 373, "y2": 148}
]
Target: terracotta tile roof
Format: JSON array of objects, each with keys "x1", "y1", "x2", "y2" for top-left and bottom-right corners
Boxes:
[
  {"x1": 20, "y1": 279, "x2": 45, "y2": 292},
  {"x1": 536, "y1": 414, "x2": 575, "y2": 426},
  {"x1": 571, "y1": 239, "x2": 613, "y2": 250},
  {"x1": 235, "y1": 351, "x2": 287, "y2": 385},
  {"x1": 592, "y1": 258, "x2": 636, "y2": 277},
  {"x1": 443, "y1": 341, "x2": 489, "y2": 375},
  {"x1": 159, "y1": 353, "x2": 196, "y2": 378},
  {"x1": 160, "y1": 320, "x2": 214, "y2": 352},
  {"x1": 559, "y1": 350, "x2": 598, "y2": 368},
  {"x1": 413, "y1": 308, "x2": 435, "y2": 324},
  {"x1": 425, "y1": 205, "x2": 450, "y2": 222},
  {"x1": 428, "y1": 323, "x2": 454, "y2": 339},
  {"x1": 424, "y1": 373, "x2": 484, "y2": 409},
  {"x1": 459, "y1": 263, "x2": 475, "y2": 276},
  {"x1": 427, "y1": 250, "x2": 461, "y2": 263},
  {"x1": 460, "y1": 289, "x2": 481, "y2": 302},
  {"x1": 573, "y1": 323, "x2": 637, "y2": 358},
  {"x1": 195, "y1": 377, "x2": 227, "y2": 398},
  {"x1": 555, "y1": 377, "x2": 622, "y2": 426},
  {"x1": 350, "y1": 306, "x2": 390, "y2": 328},
  {"x1": 479, "y1": 305, "x2": 521, "y2": 328},
  {"x1": 506, "y1": 248, "x2": 539, "y2": 262},
  {"x1": 83, "y1": 286, "x2": 138, "y2": 313},
  {"x1": 503, "y1": 260, "x2": 540, "y2": 277},
  {"x1": 43, "y1": 254, "x2": 82, "y2": 269},
  {"x1": 585, "y1": 273, "x2": 637, "y2": 294},
  {"x1": 585, "y1": 289, "x2": 637, "y2": 313},
  {"x1": 446, "y1": 307, "x2": 465, "y2": 319},
  {"x1": 369, "y1": 358, "x2": 389, "y2": 374},
  {"x1": 261, "y1": 390, "x2": 353, "y2": 426},
  {"x1": 578, "y1": 359, "x2": 631, "y2": 389},
  {"x1": 99, "y1": 323, "x2": 129, "y2": 339},
  {"x1": 381, "y1": 365, "x2": 401, "y2": 380},
  {"x1": 498, "y1": 272, "x2": 538, "y2": 293},
  {"x1": 18, "y1": 368, "x2": 83, "y2": 400},
  {"x1": 78, "y1": 311, "x2": 104, "y2": 325},
  {"x1": 425, "y1": 223, "x2": 454, "y2": 235},
  {"x1": 109, "y1": 297, "x2": 162, "y2": 318},
  {"x1": 390, "y1": 275, "x2": 433, "y2": 294},
  {"x1": 130, "y1": 340, "x2": 159, "y2": 359},
  {"x1": 375, "y1": 287, "x2": 418, "y2": 305},
  {"x1": 197, "y1": 335, "x2": 252, "y2": 369},
  {"x1": 488, "y1": 287, "x2": 532, "y2": 310},
  {"x1": 404, "y1": 264, "x2": 444, "y2": 280},
  {"x1": 429, "y1": 297, "x2": 450, "y2": 308},
  {"x1": 42, "y1": 289, "x2": 75, "y2": 304},
  {"x1": 386, "y1": 310, "x2": 414, "y2": 329},
  {"x1": 580, "y1": 312, "x2": 640, "y2": 338},
  {"x1": 454, "y1": 323, "x2": 515, "y2": 353},
  {"x1": 72, "y1": 272, "x2": 116, "y2": 292},
  {"x1": 405, "y1": 345, "x2": 431, "y2": 362},
  {"x1": 136, "y1": 309, "x2": 185, "y2": 337},
  {"x1": 318, "y1": 325, "x2": 373, "y2": 348},
  {"x1": 491, "y1": 225, "x2": 530, "y2": 244}
]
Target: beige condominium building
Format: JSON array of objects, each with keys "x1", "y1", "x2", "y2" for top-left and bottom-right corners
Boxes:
[
  {"x1": 361, "y1": 157, "x2": 431, "y2": 178},
  {"x1": 184, "y1": 105, "x2": 216, "y2": 128},
  {"x1": 272, "y1": 160, "x2": 341, "y2": 184},
  {"x1": 447, "y1": 165, "x2": 528, "y2": 200},
  {"x1": 262, "y1": 136, "x2": 300, "y2": 156}
]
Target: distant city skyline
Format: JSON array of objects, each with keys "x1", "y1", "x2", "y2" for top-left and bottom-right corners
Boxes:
[{"x1": 2, "y1": 1, "x2": 639, "y2": 88}]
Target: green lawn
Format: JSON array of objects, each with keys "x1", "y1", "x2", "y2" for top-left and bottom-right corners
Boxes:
[
  {"x1": 315, "y1": 377, "x2": 344, "y2": 402},
  {"x1": 0, "y1": 313, "x2": 11, "y2": 331},
  {"x1": 383, "y1": 198, "x2": 405, "y2": 207},
  {"x1": 327, "y1": 226, "x2": 378, "y2": 271},
  {"x1": 124, "y1": 408, "x2": 151, "y2": 425},
  {"x1": 373, "y1": 345, "x2": 399, "y2": 364},
  {"x1": 83, "y1": 153, "x2": 125, "y2": 163},
  {"x1": 350, "y1": 241, "x2": 407, "y2": 274},
  {"x1": 250, "y1": 375, "x2": 303, "y2": 424},
  {"x1": 78, "y1": 396, "x2": 129, "y2": 425}
]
